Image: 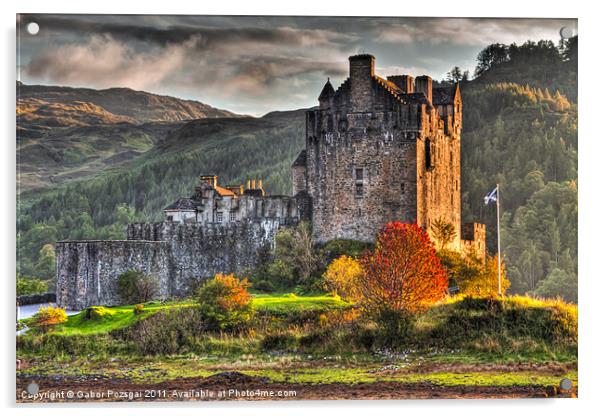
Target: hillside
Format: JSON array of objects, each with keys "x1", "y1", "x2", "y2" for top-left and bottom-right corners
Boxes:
[
  {"x1": 17, "y1": 82, "x2": 244, "y2": 124},
  {"x1": 16, "y1": 82, "x2": 248, "y2": 193},
  {"x1": 16, "y1": 39, "x2": 578, "y2": 303}
]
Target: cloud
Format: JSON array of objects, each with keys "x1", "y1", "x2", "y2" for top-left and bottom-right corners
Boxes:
[
  {"x1": 373, "y1": 18, "x2": 577, "y2": 46},
  {"x1": 19, "y1": 15, "x2": 577, "y2": 115},
  {"x1": 26, "y1": 35, "x2": 191, "y2": 90},
  {"x1": 21, "y1": 15, "x2": 357, "y2": 50}
]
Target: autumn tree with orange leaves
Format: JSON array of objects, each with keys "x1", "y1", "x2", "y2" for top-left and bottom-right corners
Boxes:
[
  {"x1": 357, "y1": 222, "x2": 448, "y2": 315},
  {"x1": 196, "y1": 273, "x2": 254, "y2": 331}
]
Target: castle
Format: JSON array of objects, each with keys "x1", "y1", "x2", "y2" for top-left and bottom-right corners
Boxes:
[{"x1": 56, "y1": 54, "x2": 485, "y2": 310}]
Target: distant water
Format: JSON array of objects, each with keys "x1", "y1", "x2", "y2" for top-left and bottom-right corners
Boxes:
[
  {"x1": 17, "y1": 303, "x2": 80, "y2": 320},
  {"x1": 16, "y1": 303, "x2": 80, "y2": 335}
]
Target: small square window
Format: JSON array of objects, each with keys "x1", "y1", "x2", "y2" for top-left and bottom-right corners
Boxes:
[
  {"x1": 355, "y1": 168, "x2": 364, "y2": 181},
  {"x1": 229, "y1": 212, "x2": 236, "y2": 222},
  {"x1": 216, "y1": 212, "x2": 223, "y2": 223},
  {"x1": 355, "y1": 183, "x2": 363, "y2": 197},
  {"x1": 167, "y1": 215, "x2": 174, "y2": 222}
]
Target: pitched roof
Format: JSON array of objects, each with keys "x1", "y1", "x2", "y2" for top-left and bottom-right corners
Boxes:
[
  {"x1": 318, "y1": 79, "x2": 335, "y2": 101},
  {"x1": 164, "y1": 198, "x2": 197, "y2": 211},
  {"x1": 214, "y1": 185, "x2": 236, "y2": 197},
  {"x1": 292, "y1": 150, "x2": 307, "y2": 167}
]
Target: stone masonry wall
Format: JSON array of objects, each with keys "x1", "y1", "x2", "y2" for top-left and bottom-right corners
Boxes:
[
  {"x1": 55, "y1": 240, "x2": 171, "y2": 310},
  {"x1": 56, "y1": 219, "x2": 281, "y2": 309}
]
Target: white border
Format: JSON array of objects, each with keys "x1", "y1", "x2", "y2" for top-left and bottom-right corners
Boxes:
[{"x1": 2, "y1": 1, "x2": 599, "y2": 415}]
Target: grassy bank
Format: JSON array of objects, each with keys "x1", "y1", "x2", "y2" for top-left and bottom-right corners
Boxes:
[
  {"x1": 18, "y1": 294, "x2": 576, "y2": 359},
  {"x1": 17, "y1": 293, "x2": 577, "y2": 389}
]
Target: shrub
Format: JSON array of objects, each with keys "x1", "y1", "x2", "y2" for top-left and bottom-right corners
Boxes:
[
  {"x1": 358, "y1": 222, "x2": 448, "y2": 314},
  {"x1": 133, "y1": 304, "x2": 144, "y2": 315},
  {"x1": 323, "y1": 239, "x2": 373, "y2": 260},
  {"x1": 439, "y1": 250, "x2": 510, "y2": 296},
  {"x1": 31, "y1": 306, "x2": 67, "y2": 330},
  {"x1": 17, "y1": 275, "x2": 48, "y2": 296},
  {"x1": 117, "y1": 270, "x2": 159, "y2": 304},
  {"x1": 85, "y1": 306, "x2": 115, "y2": 321},
  {"x1": 323, "y1": 255, "x2": 363, "y2": 302},
  {"x1": 196, "y1": 273, "x2": 254, "y2": 331},
  {"x1": 124, "y1": 307, "x2": 205, "y2": 355},
  {"x1": 428, "y1": 295, "x2": 577, "y2": 350},
  {"x1": 252, "y1": 280, "x2": 275, "y2": 293},
  {"x1": 375, "y1": 309, "x2": 417, "y2": 346},
  {"x1": 260, "y1": 332, "x2": 298, "y2": 352}
]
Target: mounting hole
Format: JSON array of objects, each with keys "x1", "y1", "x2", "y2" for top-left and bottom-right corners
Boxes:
[
  {"x1": 559, "y1": 26, "x2": 575, "y2": 39},
  {"x1": 26, "y1": 22, "x2": 39, "y2": 36},
  {"x1": 26, "y1": 382, "x2": 39, "y2": 395},
  {"x1": 559, "y1": 378, "x2": 573, "y2": 391}
]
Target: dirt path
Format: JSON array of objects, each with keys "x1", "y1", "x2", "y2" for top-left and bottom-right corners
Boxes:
[{"x1": 16, "y1": 372, "x2": 573, "y2": 402}]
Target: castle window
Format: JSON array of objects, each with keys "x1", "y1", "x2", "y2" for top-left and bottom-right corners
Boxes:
[
  {"x1": 355, "y1": 168, "x2": 364, "y2": 181},
  {"x1": 425, "y1": 139, "x2": 432, "y2": 170},
  {"x1": 229, "y1": 212, "x2": 236, "y2": 222},
  {"x1": 216, "y1": 212, "x2": 223, "y2": 223},
  {"x1": 355, "y1": 183, "x2": 364, "y2": 197},
  {"x1": 167, "y1": 215, "x2": 174, "y2": 222},
  {"x1": 401, "y1": 183, "x2": 405, "y2": 194},
  {"x1": 355, "y1": 168, "x2": 364, "y2": 198}
]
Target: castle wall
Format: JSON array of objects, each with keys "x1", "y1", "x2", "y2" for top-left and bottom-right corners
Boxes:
[
  {"x1": 461, "y1": 222, "x2": 487, "y2": 260},
  {"x1": 56, "y1": 220, "x2": 281, "y2": 309},
  {"x1": 157, "y1": 219, "x2": 280, "y2": 297},
  {"x1": 305, "y1": 107, "x2": 420, "y2": 242},
  {"x1": 292, "y1": 165, "x2": 306, "y2": 195},
  {"x1": 55, "y1": 240, "x2": 171, "y2": 310},
  {"x1": 416, "y1": 110, "x2": 462, "y2": 250}
]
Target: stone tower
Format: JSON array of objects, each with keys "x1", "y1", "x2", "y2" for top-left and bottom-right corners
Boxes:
[{"x1": 292, "y1": 53, "x2": 479, "y2": 254}]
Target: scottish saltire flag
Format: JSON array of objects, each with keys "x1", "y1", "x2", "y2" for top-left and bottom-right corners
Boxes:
[{"x1": 484, "y1": 186, "x2": 498, "y2": 205}]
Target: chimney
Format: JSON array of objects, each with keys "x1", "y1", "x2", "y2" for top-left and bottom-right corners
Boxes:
[
  {"x1": 246, "y1": 179, "x2": 251, "y2": 189},
  {"x1": 387, "y1": 75, "x2": 414, "y2": 93},
  {"x1": 349, "y1": 54, "x2": 375, "y2": 112},
  {"x1": 200, "y1": 174, "x2": 217, "y2": 187},
  {"x1": 251, "y1": 179, "x2": 256, "y2": 189},
  {"x1": 415, "y1": 75, "x2": 432, "y2": 103}
]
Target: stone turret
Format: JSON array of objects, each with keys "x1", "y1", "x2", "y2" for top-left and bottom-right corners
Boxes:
[
  {"x1": 387, "y1": 75, "x2": 414, "y2": 93},
  {"x1": 349, "y1": 54, "x2": 375, "y2": 112},
  {"x1": 415, "y1": 75, "x2": 433, "y2": 104},
  {"x1": 318, "y1": 78, "x2": 335, "y2": 109}
]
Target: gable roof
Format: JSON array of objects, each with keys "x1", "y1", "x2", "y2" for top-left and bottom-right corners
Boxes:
[
  {"x1": 164, "y1": 198, "x2": 197, "y2": 211},
  {"x1": 214, "y1": 185, "x2": 236, "y2": 197},
  {"x1": 292, "y1": 150, "x2": 307, "y2": 167},
  {"x1": 318, "y1": 79, "x2": 335, "y2": 101}
]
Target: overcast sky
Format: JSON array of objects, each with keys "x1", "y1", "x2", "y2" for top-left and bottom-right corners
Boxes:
[{"x1": 17, "y1": 14, "x2": 577, "y2": 116}]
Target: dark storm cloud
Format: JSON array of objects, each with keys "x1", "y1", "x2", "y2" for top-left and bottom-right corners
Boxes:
[
  {"x1": 18, "y1": 14, "x2": 577, "y2": 115},
  {"x1": 20, "y1": 14, "x2": 358, "y2": 49}
]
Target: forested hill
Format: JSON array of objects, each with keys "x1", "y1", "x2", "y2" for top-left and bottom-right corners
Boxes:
[
  {"x1": 459, "y1": 37, "x2": 577, "y2": 301},
  {"x1": 17, "y1": 37, "x2": 577, "y2": 302}
]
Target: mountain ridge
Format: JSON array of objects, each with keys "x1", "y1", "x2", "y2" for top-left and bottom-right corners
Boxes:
[{"x1": 17, "y1": 82, "x2": 247, "y2": 124}]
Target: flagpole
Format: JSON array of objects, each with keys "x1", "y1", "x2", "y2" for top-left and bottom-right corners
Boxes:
[{"x1": 496, "y1": 183, "x2": 502, "y2": 296}]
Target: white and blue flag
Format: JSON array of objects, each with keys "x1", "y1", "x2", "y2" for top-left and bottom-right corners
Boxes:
[{"x1": 484, "y1": 186, "x2": 498, "y2": 205}]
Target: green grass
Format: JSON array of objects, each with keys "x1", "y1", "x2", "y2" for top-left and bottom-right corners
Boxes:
[
  {"x1": 253, "y1": 293, "x2": 350, "y2": 315},
  {"x1": 23, "y1": 300, "x2": 196, "y2": 335},
  {"x1": 21, "y1": 294, "x2": 349, "y2": 336}
]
